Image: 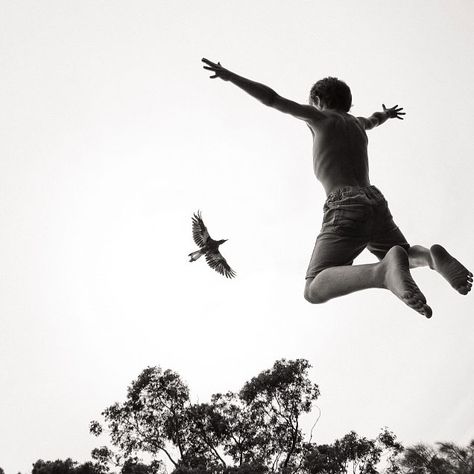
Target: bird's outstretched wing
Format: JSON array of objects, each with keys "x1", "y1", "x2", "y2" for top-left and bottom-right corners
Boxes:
[
  {"x1": 205, "y1": 251, "x2": 236, "y2": 279},
  {"x1": 192, "y1": 211, "x2": 210, "y2": 247}
]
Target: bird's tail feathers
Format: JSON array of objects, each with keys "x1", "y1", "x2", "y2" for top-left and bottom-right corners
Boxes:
[{"x1": 188, "y1": 250, "x2": 204, "y2": 262}]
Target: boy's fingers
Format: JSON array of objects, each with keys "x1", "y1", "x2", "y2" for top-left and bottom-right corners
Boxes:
[
  {"x1": 202, "y1": 58, "x2": 216, "y2": 66},
  {"x1": 203, "y1": 66, "x2": 214, "y2": 71},
  {"x1": 396, "y1": 116, "x2": 404, "y2": 120}
]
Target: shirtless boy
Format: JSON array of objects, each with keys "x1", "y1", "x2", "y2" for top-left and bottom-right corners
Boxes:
[{"x1": 202, "y1": 58, "x2": 472, "y2": 318}]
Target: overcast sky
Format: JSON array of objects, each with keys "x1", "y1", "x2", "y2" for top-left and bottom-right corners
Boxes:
[{"x1": 0, "y1": 1, "x2": 473, "y2": 473}]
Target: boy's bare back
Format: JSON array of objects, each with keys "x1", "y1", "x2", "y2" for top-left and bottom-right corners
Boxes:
[{"x1": 307, "y1": 110, "x2": 370, "y2": 196}]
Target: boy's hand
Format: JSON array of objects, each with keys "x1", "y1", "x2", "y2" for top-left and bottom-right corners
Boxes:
[
  {"x1": 383, "y1": 104, "x2": 406, "y2": 120},
  {"x1": 202, "y1": 58, "x2": 233, "y2": 81}
]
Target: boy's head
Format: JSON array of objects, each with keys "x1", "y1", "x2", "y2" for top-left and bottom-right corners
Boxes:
[{"x1": 309, "y1": 77, "x2": 352, "y2": 112}]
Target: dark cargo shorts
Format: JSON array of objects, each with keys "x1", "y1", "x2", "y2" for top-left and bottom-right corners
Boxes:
[{"x1": 306, "y1": 185, "x2": 410, "y2": 279}]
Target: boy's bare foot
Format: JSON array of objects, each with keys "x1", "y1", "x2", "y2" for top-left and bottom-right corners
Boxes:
[
  {"x1": 430, "y1": 244, "x2": 472, "y2": 295},
  {"x1": 382, "y1": 246, "x2": 432, "y2": 318}
]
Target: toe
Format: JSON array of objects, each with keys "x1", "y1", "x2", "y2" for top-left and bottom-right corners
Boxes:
[
  {"x1": 409, "y1": 298, "x2": 424, "y2": 308},
  {"x1": 410, "y1": 291, "x2": 426, "y2": 304},
  {"x1": 422, "y1": 305, "x2": 433, "y2": 318}
]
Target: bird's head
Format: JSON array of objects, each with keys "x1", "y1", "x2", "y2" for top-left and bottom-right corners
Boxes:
[{"x1": 218, "y1": 239, "x2": 228, "y2": 245}]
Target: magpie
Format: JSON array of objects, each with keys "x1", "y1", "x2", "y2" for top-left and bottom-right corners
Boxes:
[{"x1": 188, "y1": 211, "x2": 236, "y2": 279}]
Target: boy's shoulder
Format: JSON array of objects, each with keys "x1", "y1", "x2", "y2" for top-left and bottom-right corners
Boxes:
[
  {"x1": 311, "y1": 110, "x2": 358, "y2": 126},
  {"x1": 308, "y1": 111, "x2": 368, "y2": 139}
]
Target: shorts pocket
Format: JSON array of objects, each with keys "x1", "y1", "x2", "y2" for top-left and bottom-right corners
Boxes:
[
  {"x1": 322, "y1": 204, "x2": 339, "y2": 227},
  {"x1": 334, "y1": 204, "x2": 370, "y2": 237}
]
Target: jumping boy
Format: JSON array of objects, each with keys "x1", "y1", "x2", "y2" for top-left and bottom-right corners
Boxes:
[{"x1": 202, "y1": 58, "x2": 472, "y2": 318}]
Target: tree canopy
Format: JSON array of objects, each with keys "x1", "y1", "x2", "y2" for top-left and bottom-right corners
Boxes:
[
  {"x1": 21, "y1": 359, "x2": 474, "y2": 474},
  {"x1": 90, "y1": 359, "x2": 403, "y2": 473},
  {"x1": 398, "y1": 440, "x2": 474, "y2": 474},
  {"x1": 31, "y1": 459, "x2": 100, "y2": 474}
]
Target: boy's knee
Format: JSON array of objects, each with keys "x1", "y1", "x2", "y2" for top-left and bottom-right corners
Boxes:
[
  {"x1": 304, "y1": 280, "x2": 327, "y2": 304},
  {"x1": 304, "y1": 292, "x2": 327, "y2": 304}
]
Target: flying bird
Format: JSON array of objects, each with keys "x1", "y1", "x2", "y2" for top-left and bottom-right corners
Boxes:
[{"x1": 188, "y1": 211, "x2": 236, "y2": 278}]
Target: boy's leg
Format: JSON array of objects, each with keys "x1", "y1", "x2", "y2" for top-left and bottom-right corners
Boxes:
[
  {"x1": 367, "y1": 191, "x2": 472, "y2": 296},
  {"x1": 407, "y1": 245, "x2": 432, "y2": 268},
  {"x1": 408, "y1": 244, "x2": 472, "y2": 295},
  {"x1": 305, "y1": 187, "x2": 430, "y2": 317},
  {"x1": 305, "y1": 245, "x2": 432, "y2": 318}
]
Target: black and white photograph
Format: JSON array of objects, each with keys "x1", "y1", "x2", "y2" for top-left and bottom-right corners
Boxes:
[{"x1": 0, "y1": 2, "x2": 473, "y2": 473}]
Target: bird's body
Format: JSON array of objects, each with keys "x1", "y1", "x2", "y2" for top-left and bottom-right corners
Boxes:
[{"x1": 188, "y1": 211, "x2": 236, "y2": 278}]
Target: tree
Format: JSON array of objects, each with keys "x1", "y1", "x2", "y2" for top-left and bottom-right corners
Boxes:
[
  {"x1": 398, "y1": 440, "x2": 474, "y2": 474},
  {"x1": 120, "y1": 459, "x2": 163, "y2": 474},
  {"x1": 436, "y1": 441, "x2": 474, "y2": 474},
  {"x1": 91, "y1": 359, "x2": 319, "y2": 473},
  {"x1": 31, "y1": 460, "x2": 101, "y2": 474},
  {"x1": 32, "y1": 459, "x2": 76, "y2": 474},
  {"x1": 302, "y1": 428, "x2": 403, "y2": 474},
  {"x1": 30, "y1": 458, "x2": 161, "y2": 474},
  {"x1": 92, "y1": 359, "x2": 416, "y2": 474},
  {"x1": 91, "y1": 366, "x2": 190, "y2": 469},
  {"x1": 181, "y1": 403, "x2": 228, "y2": 469},
  {"x1": 211, "y1": 390, "x2": 272, "y2": 467},
  {"x1": 237, "y1": 359, "x2": 320, "y2": 471}
]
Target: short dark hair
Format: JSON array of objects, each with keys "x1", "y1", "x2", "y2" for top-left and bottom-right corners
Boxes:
[{"x1": 309, "y1": 77, "x2": 352, "y2": 112}]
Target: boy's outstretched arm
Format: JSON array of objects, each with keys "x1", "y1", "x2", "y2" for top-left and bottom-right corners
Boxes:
[
  {"x1": 202, "y1": 58, "x2": 324, "y2": 122},
  {"x1": 358, "y1": 104, "x2": 405, "y2": 130}
]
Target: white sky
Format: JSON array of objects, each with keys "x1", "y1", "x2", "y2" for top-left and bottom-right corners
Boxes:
[{"x1": 0, "y1": 1, "x2": 473, "y2": 473}]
